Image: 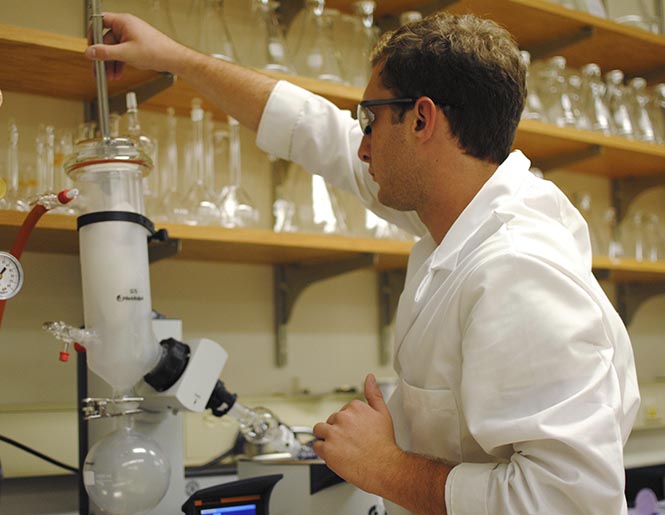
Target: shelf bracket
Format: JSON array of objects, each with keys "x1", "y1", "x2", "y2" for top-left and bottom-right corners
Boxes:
[
  {"x1": 377, "y1": 269, "x2": 406, "y2": 366},
  {"x1": 534, "y1": 144, "x2": 602, "y2": 172},
  {"x1": 617, "y1": 283, "x2": 665, "y2": 327},
  {"x1": 84, "y1": 73, "x2": 176, "y2": 122},
  {"x1": 525, "y1": 25, "x2": 595, "y2": 61},
  {"x1": 273, "y1": 253, "x2": 375, "y2": 367}
]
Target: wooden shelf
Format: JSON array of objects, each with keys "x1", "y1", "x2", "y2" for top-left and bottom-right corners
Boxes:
[
  {"x1": 0, "y1": 210, "x2": 411, "y2": 269},
  {"x1": 2, "y1": 210, "x2": 665, "y2": 281}
]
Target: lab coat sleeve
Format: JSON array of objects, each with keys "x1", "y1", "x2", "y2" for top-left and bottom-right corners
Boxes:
[
  {"x1": 447, "y1": 251, "x2": 632, "y2": 515},
  {"x1": 255, "y1": 80, "x2": 426, "y2": 236}
]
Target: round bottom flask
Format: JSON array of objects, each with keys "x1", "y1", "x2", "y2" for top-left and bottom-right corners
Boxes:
[{"x1": 83, "y1": 422, "x2": 170, "y2": 515}]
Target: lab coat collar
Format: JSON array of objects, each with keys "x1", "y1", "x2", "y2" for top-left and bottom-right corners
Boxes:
[{"x1": 428, "y1": 150, "x2": 532, "y2": 272}]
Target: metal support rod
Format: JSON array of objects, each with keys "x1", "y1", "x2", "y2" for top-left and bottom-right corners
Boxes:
[
  {"x1": 89, "y1": 0, "x2": 111, "y2": 141},
  {"x1": 273, "y1": 254, "x2": 374, "y2": 367}
]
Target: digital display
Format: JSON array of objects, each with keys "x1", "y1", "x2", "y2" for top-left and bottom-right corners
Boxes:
[{"x1": 200, "y1": 506, "x2": 257, "y2": 515}]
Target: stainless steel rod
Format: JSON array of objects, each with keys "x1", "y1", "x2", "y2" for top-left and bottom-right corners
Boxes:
[{"x1": 90, "y1": 0, "x2": 110, "y2": 142}]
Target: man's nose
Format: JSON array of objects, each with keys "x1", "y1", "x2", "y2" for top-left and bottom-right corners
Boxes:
[{"x1": 357, "y1": 135, "x2": 370, "y2": 163}]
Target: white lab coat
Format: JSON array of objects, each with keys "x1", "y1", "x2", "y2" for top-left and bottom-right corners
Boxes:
[{"x1": 257, "y1": 81, "x2": 640, "y2": 515}]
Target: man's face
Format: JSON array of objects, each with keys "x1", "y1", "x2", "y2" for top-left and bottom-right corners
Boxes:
[{"x1": 358, "y1": 65, "x2": 423, "y2": 212}]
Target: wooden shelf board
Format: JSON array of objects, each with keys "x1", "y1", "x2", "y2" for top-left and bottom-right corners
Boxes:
[
  {"x1": 0, "y1": 210, "x2": 411, "y2": 268},
  {"x1": 0, "y1": 24, "x2": 156, "y2": 103},
  {"x1": 515, "y1": 120, "x2": 665, "y2": 177},
  {"x1": 2, "y1": 210, "x2": 664, "y2": 279},
  {"x1": 445, "y1": 0, "x2": 665, "y2": 79}
]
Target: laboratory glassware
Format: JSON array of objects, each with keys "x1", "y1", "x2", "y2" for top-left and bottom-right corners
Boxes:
[
  {"x1": 520, "y1": 51, "x2": 546, "y2": 121},
  {"x1": 218, "y1": 117, "x2": 259, "y2": 228},
  {"x1": 0, "y1": 120, "x2": 28, "y2": 211},
  {"x1": 51, "y1": 129, "x2": 77, "y2": 215},
  {"x1": 573, "y1": 191, "x2": 600, "y2": 255},
  {"x1": 604, "y1": 0, "x2": 659, "y2": 33},
  {"x1": 156, "y1": 107, "x2": 185, "y2": 222},
  {"x1": 600, "y1": 207, "x2": 624, "y2": 260},
  {"x1": 538, "y1": 56, "x2": 577, "y2": 127},
  {"x1": 605, "y1": 69, "x2": 635, "y2": 138},
  {"x1": 197, "y1": 0, "x2": 238, "y2": 62},
  {"x1": 290, "y1": 0, "x2": 345, "y2": 83},
  {"x1": 144, "y1": 0, "x2": 178, "y2": 40},
  {"x1": 644, "y1": 214, "x2": 662, "y2": 262},
  {"x1": 648, "y1": 84, "x2": 665, "y2": 144},
  {"x1": 627, "y1": 77, "x2": 657, "y2": 143},
  {"x1": 346, "y1": 1, "x2": 379, "y2": 88},
  {"x1": 400, "y1": 10, "x2": 422, "y2": 25},
  {"x1": 181, "y1": 99, "x2": 221, "y2": 225},
  {"x1": 244, "y1": 0, "x2": 294, "y2": 74},
  {"x1": 580, "y1": 63, "x2": 614, "y2": 135}
]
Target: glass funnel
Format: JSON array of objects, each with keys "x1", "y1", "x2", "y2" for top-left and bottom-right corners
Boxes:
[
  {"x1": 290, "y1": 0, "x2": 345, "y2": 83},
  {"x1": 218, "y1": 117, "x2": 259, "y2": 228}
]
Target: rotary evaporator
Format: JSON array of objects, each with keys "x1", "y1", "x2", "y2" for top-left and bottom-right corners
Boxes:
[{"x1": 37, "y1": 1, "x2": 301, "y2": 513}]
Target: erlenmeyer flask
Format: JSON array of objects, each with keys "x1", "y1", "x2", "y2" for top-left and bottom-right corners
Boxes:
[
  {"x1": 245, "y1": 0, "x2": 294, "y2": 74},
  {"x1": 627, "y1": 77, "x2": 657, "y2": 143},
  {"x1": 197, "y1": 0, "x2": 238, "y2": 62},
  {"x1": 345, "y1": 1, "x2": 379, "y2": 88},
  {"x1": 0, "y1": 120, "x2": 28, "y2": 211},
  {"x1": 539, "y1": 56, "x2": 577, "y2": 127},
  {"x1": 290, "y1": 0, "x2": 344, "y2": 83},
  {"x1": 218, "y1": 117, "x2": 259, "y2": 228},
  {"x1": 605, "y1": 69, "x2": 635, "y2": 138},
  {"x1": 181, "y1": 99, "x2": 221, "y2": 225},
  {"x1": 520, "y1": 50, "x2": 546, "y2": 121},
  {"x1": 580, "y1": 63, "x2": 614, "y2": 135},
  {"x1": 144, "y1": 0, "x2": 177, "y2": 40}
]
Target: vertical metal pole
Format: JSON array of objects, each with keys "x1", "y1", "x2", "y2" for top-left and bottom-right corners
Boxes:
[{"x1": 89, "y1": 0, "x2": 111, "y2": 141}]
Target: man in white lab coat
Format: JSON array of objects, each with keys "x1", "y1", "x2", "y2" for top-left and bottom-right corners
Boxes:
[{"x1": 86, "y1": 11, "x2": 640, "y2": 514}]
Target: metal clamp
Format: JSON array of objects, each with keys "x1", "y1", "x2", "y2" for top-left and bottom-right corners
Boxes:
[{"x1": 81, "y1": 396, "x2": 144, "y2": 420}]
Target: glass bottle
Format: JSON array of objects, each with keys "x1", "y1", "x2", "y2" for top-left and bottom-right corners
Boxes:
[
  {"x1": 245, "y1": 0, "x2": 294, "y2": 74},
  {"x1": 181, "y1": 99, "x2": 221, "y2": 225},
  {"x1": 218, "y1": 117, "x2": 259, "y2": 228},
  {"x1": 627, "y1": 77, "x2": 657, "y2": 143},
  {"x1": 605, "y1": 69, "x2": 635, "y2": 138},
  {"x1": 197, "y1": 0, "x2": 238, "y2": 62},
  {"x1": 580, "y1": 63, "x2": 614, "y2": 135},
  {"x1": 290, "y1": 0, "x2": 345, "y2": 84},
  {"x1": 648, "y1": 84, "x2": 665, "y2": 144}
]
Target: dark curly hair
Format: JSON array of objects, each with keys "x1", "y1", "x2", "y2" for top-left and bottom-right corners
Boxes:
[{"x1": 371, "y1": 12, "x2": 526, "y2": 164}]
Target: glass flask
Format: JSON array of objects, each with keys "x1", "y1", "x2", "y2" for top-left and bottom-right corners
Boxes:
[
  {"x1": 290, "y1": 0, "x2": 345, "y2": 83},
  {"x1": 520, "y1": 51, "x2": 546, "y2": 121},
  {"x1": 244, "y1": 0, "x2": 294, "y2": 74},
  {"x1": 218, "y1": 117, "x2": 259, "y2": 228},
  {"x1": 181, "y1": 99, "x2": 221, "y2": 225},
  {"x1": 605, "y1": 69, "x2": 635, "y2": 138},
  {"x1": 573, "y1": 191, "x2": 600, "y2": 255},
  {"x1": 605, "y1": 0, "x2": 659, "y2": 33},
  {"x1": 196, "y1": 0, "x2": 238, "y2": 62},
  {"x1": 567, "y1": 72, "x2": 592, "y2": 130},
  {"x1": 538, "y1": 56, "x2": 577, "y2": 127},
  {"x1": 144, "y1": 0, "x2": 177, "y2": 40},
  {"x1": 648, "y1": 84, "x2": 665, "y2": 144},
  {"x1": 126, "y1": 92, "x2": 161, "y2": 219},
  {"x1": 600, "y1": 207, "x2": 624, "y2": 260},
  {"x1": 644, "y1": 214, "x2": 662, "y2": 262},
  {"x1": 400, "y1": 10, "x2": 422, "y2": 25},
  {"x1": 34, "y1": 125, "x2": 56, "y2": 199},
  {"x1": 0, "y1": 120, "x2": 29, "y2": 211},
  {"x1": 83, "y1": 418, "x2": 170, "y2": 515},
  {"x1": 156, "y1": 107, "x2": 185, "y2": 222},
  {"x1": 345, "y1": 1, "x2": 379, "y2": 88},
  {"x1": 580, "y1": 63, "x2": 614, "y2": 135},
  {"x1": 627, "y1": 77, "x2": 657, "y2": 143}
]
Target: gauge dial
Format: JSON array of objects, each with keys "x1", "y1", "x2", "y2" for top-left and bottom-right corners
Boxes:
[{"x1": 0, "y1": 252, "x2": 23, "y2": 300}]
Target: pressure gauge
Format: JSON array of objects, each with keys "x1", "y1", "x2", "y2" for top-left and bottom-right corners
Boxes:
[{"x1": 0, "y1": 251, "x2": 23, "y2": 300}]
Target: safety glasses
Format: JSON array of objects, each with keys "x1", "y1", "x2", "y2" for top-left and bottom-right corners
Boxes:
[{"x1": 357, "y1": 98, "x2": 417, "y2": 136}]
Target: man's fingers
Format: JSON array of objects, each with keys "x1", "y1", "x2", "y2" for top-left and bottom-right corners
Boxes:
[{"x1": 364, "y1": 373, "x2": 390, "y2": 415}]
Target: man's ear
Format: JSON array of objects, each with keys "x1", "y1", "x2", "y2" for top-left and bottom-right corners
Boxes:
[{"x1": 413, "y1": 97, "x2": 438, "y2": 138}]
